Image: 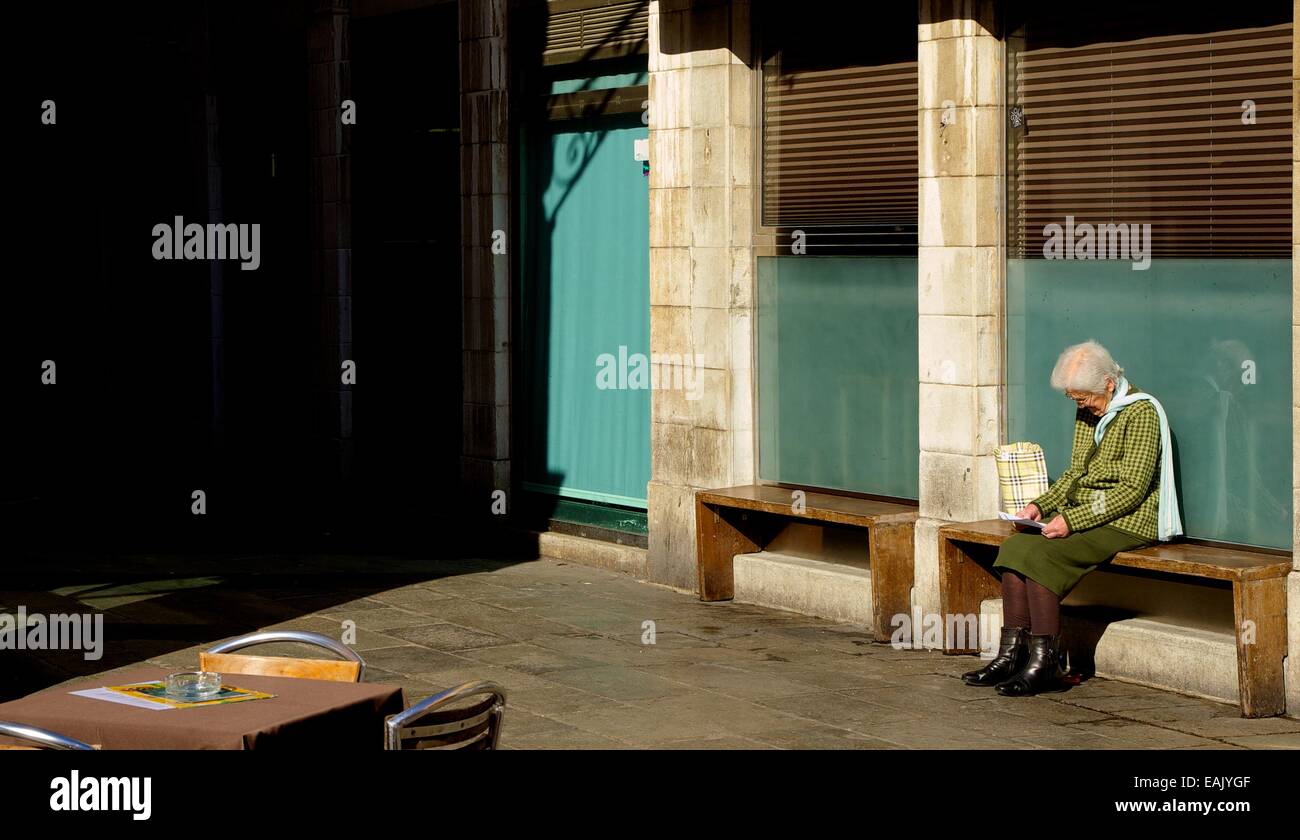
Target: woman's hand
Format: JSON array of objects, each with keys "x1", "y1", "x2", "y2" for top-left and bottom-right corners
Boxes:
[
  {"x1": 1041, "y1": 515, "x2": 1070, "y2": 539},
  {"x1": 1015, "y1": 503, "x2": 1041, "y2": 521}
]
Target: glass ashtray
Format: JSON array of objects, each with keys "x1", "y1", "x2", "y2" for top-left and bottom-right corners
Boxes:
[{"x1": 165, "y1": 671, "x2": 222, "y2": 701}]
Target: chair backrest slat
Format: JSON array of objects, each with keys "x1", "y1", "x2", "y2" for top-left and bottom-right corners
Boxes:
[
  {"x1": 199, "y1": 651, "x2": 362, "y2": 683},
  {"x1": 399, "y1": 707, "x2": 494, "y2": 739},
  {"x1": 416, "y1": 729, "x2": 491, "y2": 750},
  {"x1": 385, "y1": 681, "x2": 507, "y2": 751},
  {"x1": 200, "y1": 630, "x2": 365, "y2": 683}
]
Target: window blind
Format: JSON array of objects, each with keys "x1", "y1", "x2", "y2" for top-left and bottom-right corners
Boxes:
[
  {"x1": 1008, "y1": 19, "x2": 1293, "y2": 259},
  {"x1": 762, "y1": 60, "x2": 919, "y2": 228},
  {"x1": 757, "y1": 3, "x2": 918, "y2": 250},
  {"x1": 541, "y1": 0, "x2": 648, "y2": 66}
]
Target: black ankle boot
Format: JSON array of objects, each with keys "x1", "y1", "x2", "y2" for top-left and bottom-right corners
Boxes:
[
  {"x1": 962, "y1": 626, "x2": 1028, "y2": 686},
  {"x1": 995, "y1": 633, "x2": 1068, "y2": 696}
]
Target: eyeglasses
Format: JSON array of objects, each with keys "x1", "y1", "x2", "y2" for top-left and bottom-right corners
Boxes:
[{"x1": 1065, "y1": 391, "x2": 1101, "y2": 404}]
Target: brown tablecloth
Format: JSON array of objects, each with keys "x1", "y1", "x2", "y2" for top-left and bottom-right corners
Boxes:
[{"x1": 0, "y1": 666, "x2": 404, "y2": 750}]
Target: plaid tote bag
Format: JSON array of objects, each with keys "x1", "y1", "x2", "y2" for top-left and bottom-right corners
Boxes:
[{"x1": 992, "y1": 442, "x2": 1049, "y2": 515}]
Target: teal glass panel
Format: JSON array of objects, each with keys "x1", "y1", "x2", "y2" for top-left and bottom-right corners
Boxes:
[
  {"x1": 1007, "y1": 259, "x2": 1292, "y2": 548},
  {"x1": 757, "y1": 256, "x2": 919, "y2": 499},
  {"x1": 549, "y1": 72, "x2": 648, "y2": 95},
  {"x1": 521, "y1": 112, "x2": 651, "y2": 508}
]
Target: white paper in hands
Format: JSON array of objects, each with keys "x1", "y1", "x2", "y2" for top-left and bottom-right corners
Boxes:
[{"x1": 997, "y1": 511, "x2": 1045, "y2": 530}]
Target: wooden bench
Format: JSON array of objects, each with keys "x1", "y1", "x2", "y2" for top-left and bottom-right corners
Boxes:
[
  {"x1": 938, "y1": 519, "x2": 1291, "y2": 718},
  {"x1": 695, "y1": 485, "x2": 918, "y2": 641}
]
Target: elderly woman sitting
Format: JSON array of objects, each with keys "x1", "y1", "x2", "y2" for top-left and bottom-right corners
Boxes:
[{"x1": 964, "y1": 340, "x2": 1182, "y2": 696}]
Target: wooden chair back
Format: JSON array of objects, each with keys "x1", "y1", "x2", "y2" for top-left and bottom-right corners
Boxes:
[
  {"x1": 199, "y1": 651, "x2": 362, "y2": 682},
  {"x1": 199, "y1": 630, "x2": 365, "y2": 683}
]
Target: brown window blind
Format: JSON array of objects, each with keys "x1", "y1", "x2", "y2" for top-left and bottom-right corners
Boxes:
[
  {"x1": 542, "y1": 0, "x2": 649, "y2": 66},
  {"x1": 758, "y1": 4, "x2": 917, "y2": 250},
  {"x1": 1008, "y1": 10, "x2": 1293, "y2": 259},
  {"x1": 762, "y1": 61, "x2": 918, "y2": 227}
]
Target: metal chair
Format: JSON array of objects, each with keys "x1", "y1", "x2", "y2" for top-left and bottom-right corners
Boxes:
[
  {"x1": 0, "y1": 721, "x2": 96, "y2": 750},
  {"x1": 200, "y1": 630, "x2": 366, "y2": 683},
  {"x1": 384, "y1": 681, "x2": 507, "y2": 750}
]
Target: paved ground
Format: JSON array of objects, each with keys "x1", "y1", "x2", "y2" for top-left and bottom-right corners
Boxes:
[{"x1": 5, "y1": 553, "x2": 1299, "y2": 748}]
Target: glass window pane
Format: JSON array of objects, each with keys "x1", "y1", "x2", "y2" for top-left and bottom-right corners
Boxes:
[
  {"x1": 758, "y1": 256, "x2": 919, "y2": 499},
  {"x1": 1006, "y1": 3, "x2": 1293, "y2": 547}
]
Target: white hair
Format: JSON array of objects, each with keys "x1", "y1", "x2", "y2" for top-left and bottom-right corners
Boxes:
[{"x1": 1049, "y1": 340, "x2": 1123, "y2": 394}]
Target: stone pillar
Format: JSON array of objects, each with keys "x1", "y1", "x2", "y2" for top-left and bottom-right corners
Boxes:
[
  {"x1": 647, "y1": 0, "x2": 756, "y2": 590},
  {"x1": 1287, "y1": 8, "x2": 1299, "y2": 714},
  {"x1": 460, "y1": 0, "x2": 511, "y2": 509},
  {"x1": 308, "y1": 0, "x2": 354, "y2": 500},
  {"x1": 913, "y1": 1, "x2": 1004, "y2": 638}
]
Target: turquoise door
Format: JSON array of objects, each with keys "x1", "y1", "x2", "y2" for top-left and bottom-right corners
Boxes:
[{"x1": 522, "y1": 108, "x2": 650, "y2": 508}]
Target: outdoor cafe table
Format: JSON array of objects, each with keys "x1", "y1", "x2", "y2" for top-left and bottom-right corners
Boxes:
[{"x1": 0, "y1": 666, "x2": 405, "y2": 749}]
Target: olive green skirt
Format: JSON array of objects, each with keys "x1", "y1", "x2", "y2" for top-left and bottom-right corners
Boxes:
[{"x1": 992, "y1": 525, "x2": 1154, "y2": 598}]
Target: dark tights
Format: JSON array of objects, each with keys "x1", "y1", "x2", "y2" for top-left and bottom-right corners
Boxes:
[{"x1": 1001, "y1": 571, "x2": 1060, "y2": 636}]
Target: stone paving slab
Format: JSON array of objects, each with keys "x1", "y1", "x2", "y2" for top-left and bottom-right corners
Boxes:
[
  {"x1": 654, "y1": 736, "x2": 779, "y2": 749},
  {"x1": 6, "y1": 554, "x2": 1297, "y2": 748},
  {"x1": 469, "y1": 642, "x2": 608, "y2": 675},
  {"x1": 314, "y1": 605, "x2": 433, "y2": 632},
  {"x1": 635, "y1": 661, "x2": 830, "y2": 700},
  {"x1": 755, "y1": 691, "x2": 926, "y2": 731}
]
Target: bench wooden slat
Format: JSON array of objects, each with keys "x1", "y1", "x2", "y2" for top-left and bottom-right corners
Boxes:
[
  {"x1": 936, "y1": 518, "x2": 1290, "y2": 717},
  {"x1": 938, "y1": 520, "x2": 1291, "y2": 582},
  {"x1": 1115, "y1": 543, "x2": 1291, "y2": 582},
  {"x1": 697, "y1": 485, "x2": 917, "y2": 529},
  {"x1": 696, "y1": 486, "x2": 918, "y2": 642},
  {"x1": 935, "y1": 519, "x2": 1017, "y2": 547}
]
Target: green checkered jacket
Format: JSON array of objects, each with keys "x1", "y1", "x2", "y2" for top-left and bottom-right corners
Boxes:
[{"x1": 1031, "y1": 387, "x2": 1162, "y2": 541}]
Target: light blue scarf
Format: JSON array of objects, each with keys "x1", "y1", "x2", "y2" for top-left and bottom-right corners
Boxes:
[{"x1": 1094, "y1": 376, "x2": 1183, "y2": 541}]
